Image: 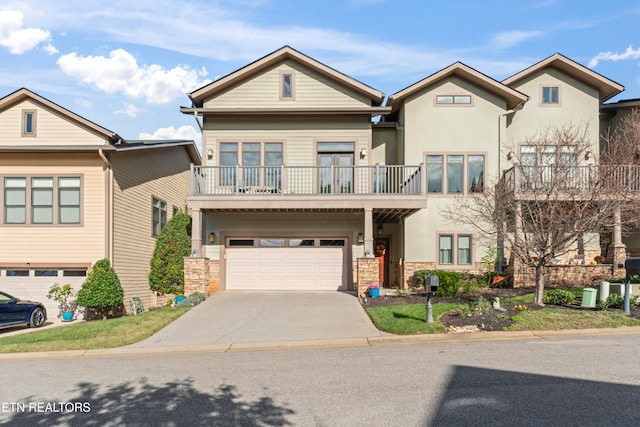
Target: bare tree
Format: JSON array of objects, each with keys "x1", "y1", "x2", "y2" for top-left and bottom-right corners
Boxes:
[{"x1": 445, "y1": 123, "x2": 633, "y2": 305}]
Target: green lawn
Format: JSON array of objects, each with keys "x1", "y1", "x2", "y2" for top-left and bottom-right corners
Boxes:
[
  {"x1": 365, "y1": 302, "x2": 464, "y2": 334},
  {"x1": 0, "y1": 308, "x2": 189, "y2": 353}
]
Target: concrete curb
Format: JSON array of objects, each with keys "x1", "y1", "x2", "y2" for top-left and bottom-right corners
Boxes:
[{"x1": 2, "y1": 326, "x2": 640, "y2": 361}]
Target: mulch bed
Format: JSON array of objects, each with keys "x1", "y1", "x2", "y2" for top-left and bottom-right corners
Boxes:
[{"x1": 361, "y1": 287, "x2": 640, "y2": 333}]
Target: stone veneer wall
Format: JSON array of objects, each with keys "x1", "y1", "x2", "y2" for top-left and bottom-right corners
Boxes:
[
  {"x1": 356, "y1": 258, "x2": 379, "y2": 297},
  {"x1": 510, "y1": 263, "x2": 614, "y2": 288},
  {"x1": 402, "y1": 262, "x2": 436, "y2": 289},
  {"x1": 184, "y1": 257, "x2": 215, "y2": 296}
]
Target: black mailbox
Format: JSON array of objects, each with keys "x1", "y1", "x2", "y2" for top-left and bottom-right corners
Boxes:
[
  {"x1": 624, "y1": 257, "x2": 640, "y2": 275},
  {"x1": 426, "y1": 274, "x2": 439, "y2": 293}
]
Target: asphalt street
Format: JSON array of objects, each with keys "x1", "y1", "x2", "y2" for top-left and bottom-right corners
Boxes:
[{"x1": 1, "y1": 333, "x2": 639, "y2": 426}]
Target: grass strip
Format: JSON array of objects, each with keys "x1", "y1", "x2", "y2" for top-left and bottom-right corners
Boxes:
[{"x1": 0, "y1": 308, "x2": 189, "y2": 353}]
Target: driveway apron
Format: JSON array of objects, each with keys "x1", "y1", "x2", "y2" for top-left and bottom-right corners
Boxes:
[{"x1": 130, "y1": 291, "x2": 381, "y2": 348}]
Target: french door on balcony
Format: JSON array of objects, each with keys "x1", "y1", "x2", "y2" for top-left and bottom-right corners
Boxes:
[{"x1": 318, "y1": 153, "x2": 354, "y2": 194}]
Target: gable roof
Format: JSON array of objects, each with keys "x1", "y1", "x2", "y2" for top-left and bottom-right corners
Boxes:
[
  {"x1": 386, "y1": 62, "x2": 529, "y2": 113},
  {"x1": 502, "y1": 53, "x2": 624, "y2": 103},
  {"x1": 187, "y1": 45, "x2": 386, "y2": 107},
  {"x1": 0, "y1": 87, "x2": 122, "y2": 143}
]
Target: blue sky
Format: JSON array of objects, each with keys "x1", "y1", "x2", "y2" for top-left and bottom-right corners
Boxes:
[{"x1": 1, "y1": 0, "x2": 639, "y2": 153}]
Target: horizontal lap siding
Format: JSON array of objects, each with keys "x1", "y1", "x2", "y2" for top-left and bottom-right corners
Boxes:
[
  {"x1": 0, "y1": 100, "x2": 107, "y2": 145},
  {"x1": 205, "y1": 60, "x2": 370, "y2": 108},
  {"x1": 111, "y1": 147, "x2": 192, "y2": 310},
  {"x1": 204, "y1": 116, "x2": 371, "y2": 167},
  {"x1": 0, "y1": 154, "x2": 106, "y2": 264}
]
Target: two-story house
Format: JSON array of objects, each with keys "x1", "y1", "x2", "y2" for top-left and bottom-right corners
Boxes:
[
  {"x1": 0, "y1": 88, "x2": 200, "y2": 313},
  {"x1": 183, "y1": 47, "x2": 625, "y2": 293}
]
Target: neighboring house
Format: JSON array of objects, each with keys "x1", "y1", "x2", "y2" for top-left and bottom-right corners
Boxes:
[
  {"x1": 0, "y1": 88, "x2": 200, "y2": 314},
  {"x1": 181, "y1": 47, "x2": 626, "y2": 292}
]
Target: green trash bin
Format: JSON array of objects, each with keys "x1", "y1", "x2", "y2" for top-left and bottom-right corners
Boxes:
[{"x1": 581, "y1": 288, "x2": 597, "y2": 308}]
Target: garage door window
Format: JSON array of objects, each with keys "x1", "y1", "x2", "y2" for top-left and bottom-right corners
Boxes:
[
  {"x1": 259, "y1": 239, "x2": 285, "y2": 247},
  {"x1": 320, "y1": 239, "x2": 345, "y2": 246},
  {"x1": 229, "y1": 239, "x2": 255, "y2": 246},
  {"x1": 5, "y1": 269, "x2": 28, "y2": 276},
  {"x1": 35, "y1": 269, "x2": 58, "y2": 276},
  {"x1": 290, "y1": 239, "x2": 315, "y2": 246}
]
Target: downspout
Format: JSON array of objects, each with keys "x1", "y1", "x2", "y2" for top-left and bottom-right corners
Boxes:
[
  {"x1": 192, "y1": 111, "x2": 203, "y2": 131},
  {"x1": 496, "y1": 103, "x2": 524, "y2": 272},
  {"x1": 98, "y1": 148, "x2": 113, "y2": 262}
]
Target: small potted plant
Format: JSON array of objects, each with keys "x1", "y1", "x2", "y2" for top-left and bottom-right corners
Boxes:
[
  {"x1": 47, "y1": 283, "x2": 77, "y2": 321},
  {"x1": 368, "y1": 283, "x2": 380, "y2": 298},
  {"x1": 594, "y1": 255, "x2": 606, "y2": 264}
]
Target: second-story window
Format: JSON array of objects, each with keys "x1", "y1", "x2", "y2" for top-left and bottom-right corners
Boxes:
[
  {"x1": 542, "y1": 86, "x2": 559, "y2": 104},
  {"x1": 152, "y1": 198, "x2": 167, "y2": 236},
  {"x1": 426, "y1": 154, "x2": 485, "y2": 194}
]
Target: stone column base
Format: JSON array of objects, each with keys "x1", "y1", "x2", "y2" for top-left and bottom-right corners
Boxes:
[
  {"x1": 607, "y1": 244, "x2": 627, "y2": 277},
  {"x1": 357, "y1": 258, "x2": 379, "y2": 297}
]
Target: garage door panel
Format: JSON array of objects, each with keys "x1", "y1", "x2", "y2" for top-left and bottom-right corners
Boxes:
[{"x1": 226, "y1": 247, "x2": 344, "y2": 291}]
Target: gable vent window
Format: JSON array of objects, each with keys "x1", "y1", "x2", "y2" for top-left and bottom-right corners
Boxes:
[{"x1": 436, "y1": 95, "x2": 472, "y2": 105}]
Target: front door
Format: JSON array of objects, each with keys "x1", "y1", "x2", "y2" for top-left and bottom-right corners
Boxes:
[
  {"x1": 374, "y1": 237, "x2": 390, "y2": 288},
  {"x1": 318, "y1": 153, "x2": 354, "y2": 194}
]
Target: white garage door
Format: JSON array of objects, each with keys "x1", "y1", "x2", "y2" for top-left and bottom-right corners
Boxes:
[
  {"x1": 226, "y1": 247, "x2": 344, "y2": 290},
  {"x1": 1, "y1": 269, "x2": 86, "y2": 316}
]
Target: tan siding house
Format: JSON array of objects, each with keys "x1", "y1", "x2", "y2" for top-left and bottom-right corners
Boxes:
[{"x1": 0, "y1": 88, "x2": 200, "y2": 316}]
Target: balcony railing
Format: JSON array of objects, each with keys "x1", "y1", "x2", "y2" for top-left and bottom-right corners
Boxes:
[
  {"x1": 501, "y1": 165, "x2": 640, "y2": 193},
  {"x1": 191, "y1": 164, "x2": 423, "y2": 196}
]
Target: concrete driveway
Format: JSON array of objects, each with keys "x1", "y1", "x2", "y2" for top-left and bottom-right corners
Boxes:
[{"x1": 130, "y1": 291, "x2": 382, "y2": 348}]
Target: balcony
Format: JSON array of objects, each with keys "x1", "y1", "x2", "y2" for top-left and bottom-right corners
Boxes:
[
  {"x1": 189, "y1": 164, "x2": 427, "y2": 221},
  {"x1": 192, "y1": 164, "x2": 423, "y2": 196},
  {"x1": 500, "y1": 165, "x2": 640, "y2": 196}
]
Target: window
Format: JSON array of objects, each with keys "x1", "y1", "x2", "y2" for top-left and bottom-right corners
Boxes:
[
  {"x1": 35, "y1": 269, "x2": 57, "y2": 277},
  {"x1": 31, "y1": 177, "x2": 53, "y2": 224},
  {"x1": 6, "y1": 269, "x2": 28, "y2": 277},
  {"x1": 152, "y1": 198, "x2": 167, "y2": 236},
  {"x1": 22, "y1": 110, "x2": 36, "y2": 136},
  {"x1": 59, "y1": 177, "x2": 81, "y2": 224},
  {"x1": 426, "y1": 154, "x2": 485, "y2": 194},
  {"x1": 520, "y1": 145, "x2": 577, "y2": 187},
  {"x1": 447, "y1": 155, "x2": 464, "y2": 194},
  {"x1": 436, "y1": 95, "x2": 472, "y2": 105},
  {"x1": 3, "y1": 176, "x2": 81, "y2": 225},
  {"x1": 439, "y1": 235, "x2": 453, "y2": 264},
  {"x1": 282, "y1": 73, "x2": 292, "y2": 98},
  {"x1": 439, "y1": 233, "x2": 473, "y2": 265},
  {"x1": 219, "y1": 142, "x2": 283, "y2": 188},
  {"x1": 426, "y1": 155, "x2": 443, "y2": 193},
  {"x1": 4, "y1": 177, "x2": 26, "y2": 224},
  {"x1": 458, "y1": 235, "x2": 472, "y2": 265},
  {"x1": 542, "y1": 86, "x2": 559, "y2": 104}
]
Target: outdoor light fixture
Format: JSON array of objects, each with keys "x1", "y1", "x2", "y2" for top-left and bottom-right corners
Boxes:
[
  {"x1": 208, "y1": 232, "x2": 216, "y2": 243},
  {"x1": 207, "y1": 148, "x2": 213, "y2": 159},
  {"x1": 357, "y1": 233, "x2": 364, "y2": 244},
  {"x1": 377, "y1": 224, "x2": 383, "y2": 235},
  {"x1": 360, "y1": 148, "x2": 367, "y2": 157}
]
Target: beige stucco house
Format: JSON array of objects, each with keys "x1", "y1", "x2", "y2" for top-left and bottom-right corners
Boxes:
[
  {"x1": 0, "y1": 88, "x2": 200, "y2": 314},
  {"x1": 183, "y1": 47, "x2": 628, "y2": 292}
]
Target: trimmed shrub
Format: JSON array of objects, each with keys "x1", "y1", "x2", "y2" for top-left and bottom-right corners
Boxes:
[
  {"x1": 543, "y1": 288, "x2": 575, "y2": 306},
  {"x1": 414, "y1": 270, "x2": 460, "y2": 297},
  {"x1": 76, "y1": 259, "x2": 124, "y2": 318},
  {"x1": 149, "y1": 210, "x2": 191, "y2": 296}
]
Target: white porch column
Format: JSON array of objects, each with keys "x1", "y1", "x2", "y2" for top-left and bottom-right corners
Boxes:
[
  {"x1": 364, "y1": 208, "x2": 374, "y2": 256},
  {"x1": 191, "y1": 207, "x2": 203, "y2": 257}
]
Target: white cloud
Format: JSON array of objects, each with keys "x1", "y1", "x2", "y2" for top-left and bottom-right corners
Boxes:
[
  {"x1": 114, "y1": 103, "x2": 140, "y2": 118},
  {"x1": 491, "y1": 30, "x2": 544, "y2": 49},
  {"x1": 139, "y1": 125, "x2": 202, "y2": 153},
  {"x1": 56, "y1": 48, "x2": 211, "y2": 104},
  {"x1": 589, "y1": 45, "x2": 640, "y2": 67},
  {"x1": 42, "y1": 42, "x2": 58, "y2": 54},
  {"x1": 0, "y1": 10, "x2": 52, "y2": 54}
]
